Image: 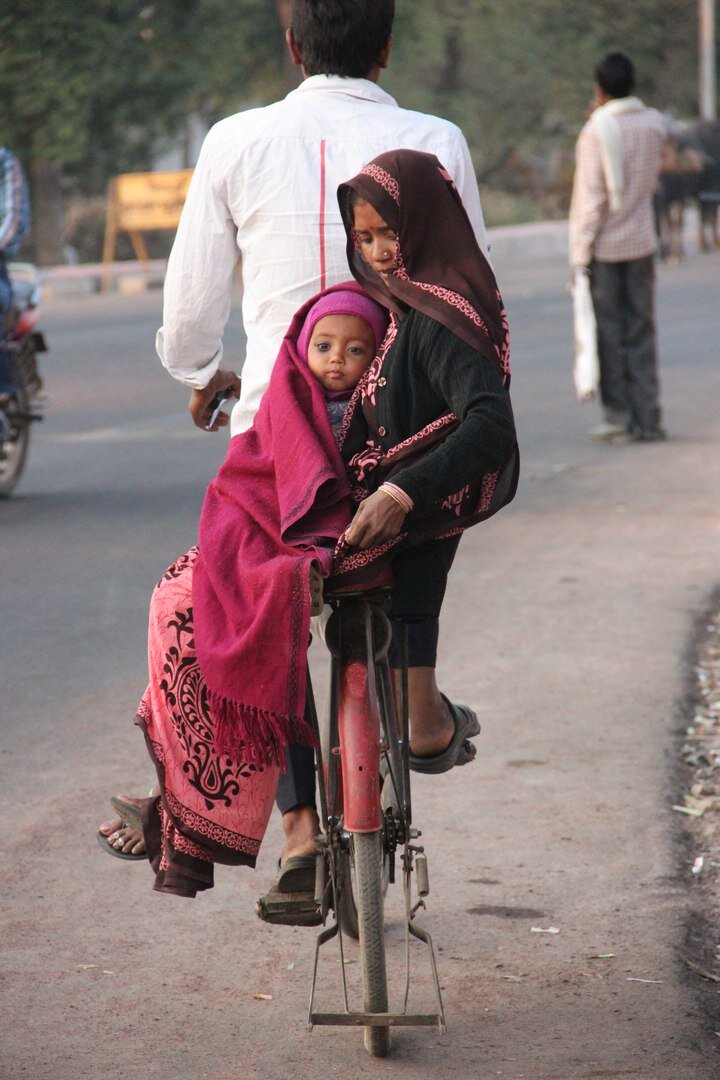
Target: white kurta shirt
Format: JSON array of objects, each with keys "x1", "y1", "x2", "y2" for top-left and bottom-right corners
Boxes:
[{"x1": 156, "y1": 75, "x2": 489, "y2": 434}]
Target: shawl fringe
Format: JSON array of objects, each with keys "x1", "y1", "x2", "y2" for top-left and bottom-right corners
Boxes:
[{"x1": 209, "y1": 690, "x2": 318, "y2": 768}]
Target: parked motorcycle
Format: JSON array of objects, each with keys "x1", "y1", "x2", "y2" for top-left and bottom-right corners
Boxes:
[{"x1": 0, "y1": 263, "x2": 48, "y2": 497}]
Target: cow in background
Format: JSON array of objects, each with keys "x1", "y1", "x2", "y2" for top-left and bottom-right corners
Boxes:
[{"x1": 656, "y1": 119, "x2": 720, "y2": 260}]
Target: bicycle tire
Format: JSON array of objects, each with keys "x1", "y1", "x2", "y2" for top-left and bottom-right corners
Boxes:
[
  {"x1": 336, "y1": 848, "x2": 359, "y2": 939},
  {"x1": 337, "y1": 844, "x2": 391, "y2": 942},
  {"x1": 0, "y1": 384, "x2": 30, "y2": 497},
  {"x1": 337, "y1": 771, "x2": 395, "y2": 940},
  {"x1": 351, "y1": 830, "x2": 390, "y2": 1057}
]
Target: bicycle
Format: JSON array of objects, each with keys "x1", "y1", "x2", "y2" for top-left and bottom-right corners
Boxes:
[{"x1": 304, "y1": 578, "x2": 448, "y2": 1056}]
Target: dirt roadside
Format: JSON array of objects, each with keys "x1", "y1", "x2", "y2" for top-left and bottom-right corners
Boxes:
[{"x1": 677, "y1": 591, "x2": 720, "y2": 1028}]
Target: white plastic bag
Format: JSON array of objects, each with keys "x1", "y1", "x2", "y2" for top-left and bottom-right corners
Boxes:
[{"x1": 571, "y1": 269, "x2": 600, "y2": 402}]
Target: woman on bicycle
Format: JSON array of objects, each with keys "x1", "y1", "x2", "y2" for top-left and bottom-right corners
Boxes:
[{"x1": 332, "y1": 147, "x2": 519, "y2": 770}]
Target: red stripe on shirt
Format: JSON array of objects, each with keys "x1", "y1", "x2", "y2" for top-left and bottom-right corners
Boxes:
[{"x1": 319, "y1": 139, "x2": 327, "y2": 292}]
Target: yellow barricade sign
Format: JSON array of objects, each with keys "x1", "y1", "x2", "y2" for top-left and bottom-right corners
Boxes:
[{"x1": 102, "y1": 169, "x2": 193, "y2": 289}]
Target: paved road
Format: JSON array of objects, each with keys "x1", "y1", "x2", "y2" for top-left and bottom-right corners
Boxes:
[{"x1": 2, "y1": 242, "x2": 720, "y2": 1079}]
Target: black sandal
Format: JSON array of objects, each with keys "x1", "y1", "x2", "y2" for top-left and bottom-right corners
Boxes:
[
  {"x1": 408, "y1": 698, "x2": 480, "y2": 775},
  {"x1": 255, "y1": 855, "x2": 324, "y2": 926}
]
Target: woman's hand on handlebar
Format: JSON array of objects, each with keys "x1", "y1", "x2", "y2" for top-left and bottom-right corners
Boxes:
[
  {"x1": 189, "y1": 369, "x2": 241, "y2": 431},
  {"x1": 343, "y1": 490, "x2": 407, "y2": 549}
]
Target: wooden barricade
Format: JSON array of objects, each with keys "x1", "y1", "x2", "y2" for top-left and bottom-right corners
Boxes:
[{"x1": 102, "y1": 169, "x2": 193, "y2": 291}]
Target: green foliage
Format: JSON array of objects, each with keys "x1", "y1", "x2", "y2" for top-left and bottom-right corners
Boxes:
[
  {"x1": 0, "y1": 0, "x2": 710, "y2": 222},
  {"x1": 0, "y1": 0, "x2": 284, "y2": 193},
  {"x1": 385, "y1": 0, "x2": 702, "y2": 180}
]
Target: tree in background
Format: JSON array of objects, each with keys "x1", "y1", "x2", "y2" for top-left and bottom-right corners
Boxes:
[
  {"x1": 0, "y1": 1, "x2": 710, "y2": 260},
  {"x1": 385, "y1": 0, "x2": 700, "y2": 220},
  {"x1": 0, "y1": 1, "x2": 284, "y2": 263}
]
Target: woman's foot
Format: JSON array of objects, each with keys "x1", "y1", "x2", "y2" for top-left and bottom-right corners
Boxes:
[
  {"x1": 280, "y1": 804, "x2": 321, "y2": 865},
  {"x1": 97, "y1": 790, "x2": 156, "y2": 857},
  {"x1": 409, "y1": 699, "x2": 480, "y2": 774},
  {"x1": 395, "y1": 667, "x2": 480, "y2": 772},
  {"x1": 408, "y1": 695, "x2": 456, "y2": 758},
  {"x1": 398, "y1": 668, "x2": 457, "y2": 757},
  {"x1": 256, "y1": 805, "x2": 323, "y2": 925},
  {"x1": 97, "y1": 817, "x2": 146, "y2": 857}
]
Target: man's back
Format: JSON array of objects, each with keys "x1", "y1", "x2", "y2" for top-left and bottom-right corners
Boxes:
[
  {"x1": 159, "y1": 76, "x2": 488, "y2": 432},
  {"x1": 570, "y1": 103, "x2": 667, "y2": 267},
  {"x1": 594, "y1": 105, "x2": 666, "y2": 261}
]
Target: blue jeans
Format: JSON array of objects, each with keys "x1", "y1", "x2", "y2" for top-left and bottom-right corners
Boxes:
[{"x1": 0, "y1": 259, "x2": 15, "y2": 394}]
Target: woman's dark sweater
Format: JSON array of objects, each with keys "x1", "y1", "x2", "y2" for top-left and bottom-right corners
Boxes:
[{"x1": 366, "y1": 308, "x2": 516, "y2": 514}]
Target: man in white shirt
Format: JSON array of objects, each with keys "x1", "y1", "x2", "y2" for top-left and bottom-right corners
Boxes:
[
  {"x1": 157, "y1": 0, "x2": 488, "y2": 437},
  {"x1": 569, "y1": 52, "x2": 667, "y2": 443},
  {"x1": 152, "y1": 0, "x2": 490, "y2": 916}
]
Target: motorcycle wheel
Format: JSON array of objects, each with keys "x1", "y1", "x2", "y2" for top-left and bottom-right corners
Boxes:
[{"x1": 0, "y1": 383, "x2": 30, "y2": 497}]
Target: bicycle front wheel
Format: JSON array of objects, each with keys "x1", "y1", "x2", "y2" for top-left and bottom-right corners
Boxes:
[{"x1": 351, "y1": 829, "x2": 390, "y2": 1057}]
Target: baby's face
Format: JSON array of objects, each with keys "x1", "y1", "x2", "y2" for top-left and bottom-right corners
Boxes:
[{"x1": 307, "y1": 314, "x2": 375, "y2": 392}]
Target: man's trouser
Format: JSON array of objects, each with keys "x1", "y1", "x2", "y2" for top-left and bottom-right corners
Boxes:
[{"x1": 590, "y1": 255, "x2": 662, "y2": 437}]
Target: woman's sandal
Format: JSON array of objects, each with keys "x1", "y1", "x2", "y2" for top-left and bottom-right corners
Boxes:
[
  {"x1": 97, "y1": 795, "x2": 149, "y2": 860},
  {"x1": 255, "y1": 855, "x2": 324, "y2": 927},
  {"x1": 408, "y1": 697, "x2": 480, "y2": 775},
  {"x1": 96, "y1": 829, "x2": 147, "y2": 860},
  {"x1": 109, "y1": 795, "x2": 145, "y2": 833}
]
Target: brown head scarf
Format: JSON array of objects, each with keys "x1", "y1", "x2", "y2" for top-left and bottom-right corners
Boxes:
[
  {"x1": 327, "y1": 149, "x2": 518, "y2": 586},
  {"x1": 337, "y1": 148, "x2": 510, "y2": 379}
]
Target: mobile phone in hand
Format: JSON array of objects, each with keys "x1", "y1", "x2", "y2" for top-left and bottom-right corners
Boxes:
[{"x1": 205, "y1": 388, "x2": 235, "y2": 430}]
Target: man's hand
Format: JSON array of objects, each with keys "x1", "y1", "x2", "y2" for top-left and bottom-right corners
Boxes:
[
  {"x1": 343, "y1": 490, "x2": 407, "y2": 549},
  {"x1": 189, "y1": 369, "x2": 241, "y2": 431}
]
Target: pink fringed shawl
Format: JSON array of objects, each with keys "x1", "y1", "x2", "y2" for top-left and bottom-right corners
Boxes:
[{"x1": 192, "y1": 285, "x2": 365, "y2": 766}]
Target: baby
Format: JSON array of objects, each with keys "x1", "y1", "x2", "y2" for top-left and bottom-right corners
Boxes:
[{"x1": 296, "y1": 288, "x2": 388, "y2": 433}]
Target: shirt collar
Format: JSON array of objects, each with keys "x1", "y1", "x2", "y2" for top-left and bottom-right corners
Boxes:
[{"x1": 287, "y1": 75, "x2": 398, "y2": 107}]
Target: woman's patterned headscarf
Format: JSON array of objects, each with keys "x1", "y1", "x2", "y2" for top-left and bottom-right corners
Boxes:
[{"x1": 338, "y1": 148, "x2": 510, "y2": 380}]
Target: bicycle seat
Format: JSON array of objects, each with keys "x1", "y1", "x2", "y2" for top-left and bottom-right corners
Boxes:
[{"x1": 324, "y1": 564, "x2": 395, "y2": 601}]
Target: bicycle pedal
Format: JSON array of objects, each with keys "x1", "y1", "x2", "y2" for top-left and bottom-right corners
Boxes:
[{"x1": 255, "y1": 891, "x2": 324, "y2": 927}]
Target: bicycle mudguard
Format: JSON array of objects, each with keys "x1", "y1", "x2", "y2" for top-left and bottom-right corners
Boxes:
[{"x1": 338, "y1": 660, "x2": 383, "y2": 832}]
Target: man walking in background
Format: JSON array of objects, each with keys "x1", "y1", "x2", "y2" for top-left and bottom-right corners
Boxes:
[{"x1": 569, "y1": 52, "x2": 667, "y2": 443}]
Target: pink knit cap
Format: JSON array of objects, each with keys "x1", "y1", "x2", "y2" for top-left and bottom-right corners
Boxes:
[{"x1": 297, "y1": 287, "x2": 389, "y2": 362}]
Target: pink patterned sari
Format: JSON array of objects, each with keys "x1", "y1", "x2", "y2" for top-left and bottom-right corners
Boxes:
[{"x1": 135, "y1": 549, "x2": 280, "y2": 898}]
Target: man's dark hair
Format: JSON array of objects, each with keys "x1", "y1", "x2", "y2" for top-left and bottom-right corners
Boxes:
[
  {"x1": 291, "y1": 0, "x2": 395, "y2": 78},
  {"x1": 595, "y1": 52, "x2": 636, "y2": 98}
]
